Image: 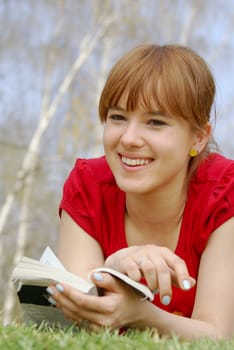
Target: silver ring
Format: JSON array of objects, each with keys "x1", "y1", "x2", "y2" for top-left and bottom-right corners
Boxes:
[{"x1": 137, "y1": 257, "x2": 148, "y2": 267}]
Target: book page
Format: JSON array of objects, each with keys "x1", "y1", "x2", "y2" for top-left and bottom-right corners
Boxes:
[
  {"x1": 21, "y1": 303, "x2": 73, "y2": 328},
  {"x1": 40, "y1": 247, "x2": 155, "y2": 300},
  {"x1": 13, "y1": 257, "x2": 97, "y2": 295},
  {"x1": 40, "y1": 246, "x2": 66, "y2": 271},
  {"x1": 13, "y1": 246, "x2": 155, "y2": 328}
]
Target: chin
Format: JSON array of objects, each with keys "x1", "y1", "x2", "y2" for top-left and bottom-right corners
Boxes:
[{"x1": 116, "y1": 179, "x2": 151, "y2": 194}]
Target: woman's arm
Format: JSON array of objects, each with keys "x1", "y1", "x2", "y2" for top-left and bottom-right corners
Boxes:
[
  {"x1": 190, "y1": 216, "x2": 234, "y2": 338},
  {"x1": 58, "y1": 210, "x2": 105, "y2": 279},
  {"x1": 53, "y1": 214, "x2": 234, "y2": 339},
  {"x1": 125, "y1": 216, "x2": 234, "y2": 339}
]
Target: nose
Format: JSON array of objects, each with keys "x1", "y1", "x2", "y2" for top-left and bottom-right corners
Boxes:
[{"x1": 120, "y1": 120, "x2": 144, "y2": 147}]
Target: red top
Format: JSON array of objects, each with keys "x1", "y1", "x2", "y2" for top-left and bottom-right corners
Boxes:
[{"x1": 59, "y1": 153, "x2": 234, "y2": 317}]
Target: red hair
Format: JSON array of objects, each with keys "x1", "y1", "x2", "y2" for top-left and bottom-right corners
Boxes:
[{"x1": 99, "y1": 44, "x2": 217, "y2": 176}]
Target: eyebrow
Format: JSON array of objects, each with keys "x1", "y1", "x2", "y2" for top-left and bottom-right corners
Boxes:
[
  {"x1": 147, "y1": 110, "x2": 167, "y2": 117},
  {"x1": 109, "y1": 106, "x2": 167, "y2": 117},
  {"x1": 108, "y1": 106, "x2": 125, "y2": 112}
]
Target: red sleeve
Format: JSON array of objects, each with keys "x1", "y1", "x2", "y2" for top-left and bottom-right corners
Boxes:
[
  {"x1": 195, "y1": 157, "x2": 234, "y2": 253},
  {"x1": 59, "y1": 159, "x2": 102, "y2": 240},
  {"x1": 211, "y1": 166, "x2": 234, "y2": 229}
]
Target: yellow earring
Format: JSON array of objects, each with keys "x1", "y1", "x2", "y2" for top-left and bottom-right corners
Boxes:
[{"x1": 189, "y1": 148, "x2": 198, "y2": 157}]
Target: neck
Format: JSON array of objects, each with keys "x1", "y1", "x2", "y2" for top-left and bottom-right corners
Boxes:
[{"x1": 125, "y1": 181, "x2": 187, "y2": 228}]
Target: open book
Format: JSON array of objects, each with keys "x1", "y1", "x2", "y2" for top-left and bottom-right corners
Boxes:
[{"x1": 12, "y1": 247, "x2": 155, "y2": 327}]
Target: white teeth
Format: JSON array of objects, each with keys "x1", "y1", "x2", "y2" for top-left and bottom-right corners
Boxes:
[{"x1": 122, "y1": 156, "x2": 150, "y2": 166}]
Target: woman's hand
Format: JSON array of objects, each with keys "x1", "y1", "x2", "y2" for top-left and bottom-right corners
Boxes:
[
  {"x1": 46, "y1": 272, "x2": 149, "y2": 331},
  {"x1": 104, "y1": 245, "x2": 196, "y2": 305}
]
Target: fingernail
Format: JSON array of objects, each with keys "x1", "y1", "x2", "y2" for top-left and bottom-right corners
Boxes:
[
  {"x1": 93, "y1": 272, "x2": 103, "y2": 281},
  {"x1": 162, "y1": 295, "x2": 171, "y2": 306},
  {"x1": 48, "y1": 296, "x2": 56, "y2": 306},
  {"x1": 46, "y1": 287, "x2": 54, "y2": 296},
  {"x1": 182, "y1": 279, "x2": 191, "y2": 290},
  {"x1": 153, "y1": 288, "x2": 159, "y2": 295},
  {"x1": 56, "y1": 284, "x2": 65, "y2": 293}
]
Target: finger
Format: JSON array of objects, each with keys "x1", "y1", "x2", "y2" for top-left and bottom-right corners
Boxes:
[
  {"x1": 136, "y1": 258, "x2": 158, "y2": 291},
  {"x1": 170, "y1": 269, "x2": 196, "y2": 290},
  {"x1": 63, "y1": 277, "x2": 122, "y2": 329},
  {"x1": 48, "y1": 281, "x2": 124, "y2": 331},
  {"x1": 46, "y1": 285, "x2": 92, "y2": 327},
  {"x1": 135, "y1": 257, "x2": 173, "y2": 305},
  {"x1": 54, "y1": 283, "x2": 104, "y2": 314},
  {"x1": 104, "y1": 247, "x2": 143, "y2": 282},
  {"x1": 118, "y1": 257, "x2": 142, "y2": 281},
  {"x1": 110, "y1": 256, "x2": 142, "y2": 281},
  {"x1": 53, "y1": 279, "x2": 121, "y2": 319},
  {"x1": 91, "y1": 271, "x2": 129, "y2": 294},
  {"x1": 47, "y1": 284, "x2": 83, "y2": 314},
  {"x1": 155, "y1": 261, "x2": 172, "y2": 305},
  {"x1": 162, "y1": 249, "x2": 196, "y2": 290},
  {"x1": 49, "y1": 283, "x2": 113, "y2": 327}
]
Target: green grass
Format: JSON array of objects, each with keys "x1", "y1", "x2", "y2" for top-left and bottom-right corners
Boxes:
[{"x1": 1, "y1": 323, "x2": 234, "y2": 350}]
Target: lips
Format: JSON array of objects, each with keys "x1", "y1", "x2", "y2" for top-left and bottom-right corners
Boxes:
[{"x1": 121, "y1": 155, "x2": 152, "y2": 167}]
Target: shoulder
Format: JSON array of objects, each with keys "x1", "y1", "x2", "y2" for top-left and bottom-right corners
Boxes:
[
  {"x1": 61, "y1": 156, "x2": 117, "y2": 208},
  {"x1": 192, "y1": 152, "x2": 234, "y2": 203},
  {"x1": 186, "y1": 153, "x2": 234, "y2": 251},
  {"x1": 59, "y1": 156, "x2": 125, "y2": 249},
  {"x1": 189, "y1": 153, "x2": 234, "y2": 214},
  {"x1": 72, "y1": 156, "x2": 116, "y2": 185},
  {"x1": 190, "y1": 152, "x2": 234, "y2": 205},
  {"x1": 195, "y1": 153, "x2": 234, "y2": 182},
  {"x1": 61, "y1": 156, "x2": 119, "y2": 209},
  {"x1": 60, "y1": 156, "x2": 119, "y2": 237}
]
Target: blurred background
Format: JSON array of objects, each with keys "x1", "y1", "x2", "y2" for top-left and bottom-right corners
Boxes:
[{"x1": 0, "y1": 0, "x2": 234, "y2": 323}]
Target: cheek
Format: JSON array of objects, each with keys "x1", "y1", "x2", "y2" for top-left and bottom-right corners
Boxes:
[
  {"x1": 168, "y1": 128, "x2": 193, "y2": 151},
  {"x1": 102, "y1": 125, "x2": 109, "y2": 143},
  {"x1": 157, "y1": 132, "x2": 191, "y2": 162},
  {"x1": 103, "y1": 125, "x2": 115, "y2": 150},
  {"x1": 103, "y1": 124, "x2": 120, "y2": 143}
]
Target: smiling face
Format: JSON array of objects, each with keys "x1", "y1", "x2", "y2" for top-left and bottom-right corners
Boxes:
[
  {"x1": 103, "y1": 102, "x2": 199, "y2": 195},
  {"x1": 99, "y1": 45, "x2": 215, "y2": 190}
]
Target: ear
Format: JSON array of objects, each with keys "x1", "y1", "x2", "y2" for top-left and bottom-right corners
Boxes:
[{"x1": 192, "y1": 123, "x2": 211, "y2": 153}]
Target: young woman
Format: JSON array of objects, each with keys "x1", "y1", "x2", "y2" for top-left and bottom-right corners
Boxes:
[{"x1": 47, "y1": 45, "x2": 234, "y2": 340}]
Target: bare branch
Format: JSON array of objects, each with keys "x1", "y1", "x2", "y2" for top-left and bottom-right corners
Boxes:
[
  {"x1": 0, "y1": 15, "x2": 114, "y2": 278},
  {"x1": 179, "y1": 0, "x2": 202, "y2": 45}
]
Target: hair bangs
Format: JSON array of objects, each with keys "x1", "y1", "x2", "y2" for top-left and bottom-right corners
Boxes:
[
  {"x1": 99, "y1": 44, "x2": 215, "y2": 133},
  {"x1": 99, "y1": 45, "x2": 163, "y2": 120}
]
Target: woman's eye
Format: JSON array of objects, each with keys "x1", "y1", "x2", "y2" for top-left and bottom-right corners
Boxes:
[
  {"x1": 108, "y1": 114, "x2": 126, "y2": 121},
  {"x1": 147, "y1": 119, "x2": 167, "y2": 126}
]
